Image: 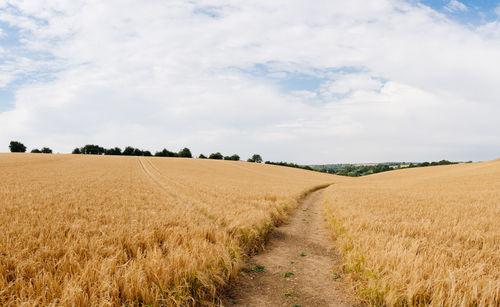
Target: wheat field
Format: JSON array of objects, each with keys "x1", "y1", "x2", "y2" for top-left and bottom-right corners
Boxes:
[
  {"x1": 0, "y1": 153, "x2": 336, "y2": 306},
  {"x1": 2, "y1": 153, "x2": 499, "y2": 306},
  {"x1": 323, "y1": 160, "x2": 500, "y2": 306}
]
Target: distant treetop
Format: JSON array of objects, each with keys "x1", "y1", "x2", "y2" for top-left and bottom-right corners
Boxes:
[
  {"x1": 9, "y1": 141, "x2": 26, "y2": 153},
  {"x1": 178, "y1": 147, "x2": 192, "y2": 158},
  {"x1": 224, "y1": 154, "x2": 240, "y2": 161},
  {"x1": 209, "y1": 152, "x2": 223, "y2": 160},
  {"x1": 41, "y1": 147, "x2": 52, "y2": 154},
  {"x1": 247, "y1": 154, "x2": 262, "y2": 163}
]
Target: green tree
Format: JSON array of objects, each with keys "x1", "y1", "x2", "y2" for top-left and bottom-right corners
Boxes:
[
  {"x1": 9, "y1": 141, "x2": 26, "y2": 153},
  {"x1": 72, "y1": 147, "x2": 81, "y2": 154},
  {"x1": 105, "y1": 147, "x2": 122, "y2": 155},
  {"x1": 178, "y1": 147, "x2": 192, "y2": 158},
  {"x1": 81, "y1": 144, "x2": 105, "y2": 155},
  {"x1": 198, "y1": 154, "x2": 207, "y2": 159},
  {"x1": 31, "y1": 149, "x2": 41, "y2": 153},
  {"x1": 155, "y1": 148, "x2": 178, "y2": 157},
  {"x1": 438, "y1": 160, "x2": 453, "y2": 165},
  {"x1": 224, "y1": 154, "x2": 240, "y2": 161},
  {"x1": 248, "y1": 154, "x2": 262, "y2": 163},
  {"x1": 209, "y1": 152, "x2": 223, "y2": 160},
  {"x1": 133, "y1": 148, "x2": 144, "y2": 156},
  {"x1": 122, "y1": 146, "x2": 135, "y2": 156},
  {"x1": 41, "y1": 147, "x2": 52, "y2": 154}
]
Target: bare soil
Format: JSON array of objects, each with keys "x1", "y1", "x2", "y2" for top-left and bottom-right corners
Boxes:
[{"x1": 221, "y1": 188, "x2": 361, "y2": 307}]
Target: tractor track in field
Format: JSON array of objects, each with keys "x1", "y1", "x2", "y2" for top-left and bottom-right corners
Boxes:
[
  {"x1": 138, "y1": 158, "x2": 177, "y2": 197},
  {"x1": 222, "y1": 187, "x2": 361, "y2": 307}
]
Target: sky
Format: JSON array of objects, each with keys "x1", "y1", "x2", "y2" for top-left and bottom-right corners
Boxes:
[{"x1": 1, "y1": 0, "x2": 500, "y2": 164}]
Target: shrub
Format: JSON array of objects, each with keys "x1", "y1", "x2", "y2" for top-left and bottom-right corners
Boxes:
[
  {"x1": 122, "y1": 146, "x2": 135, "y2": 156},
  {"x1": 224, "y1": 154, "x2": 240, "y2": 161},
  {"x1": 155, "y1": 149, "x2": 178, "y2": 157},
  {"x1": 81, "y1": 145, "x2": 105, "y2": 155},
  {"x1": 209, "y1": 152, "x2": 223, "y2": 160},
  {"x1": 178, "y1": 148, "x2": 192, "y2": 158},
  {"x1": 9, "y1": 141, "x2": 26, "y2": 153},
  {"x1": 248, "y1": 154, "x2": 262, "y2": 163},
  {"x1": 133, "y1": 148, "x2": 144, "y2": 156},
  {"x1": 105, "y1": 147, "x2": 122, "y2": 155}
]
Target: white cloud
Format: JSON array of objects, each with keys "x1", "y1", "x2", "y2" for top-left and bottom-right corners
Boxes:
[
  {"x1": 1, "y1": 0, "x2": 500, "y2": 163},
  {"x1": 477, "y1": 21, "x2": 500, "y2": 38},
  {"x1": 495, "y1": 5, "x2": 500, "y2": 16},
  {"x1": 445, "y1": 0, "x2": 468, "y2": 13},
  {"x1": 319, "y1": 74, "x2": 384, "y2": 97},
  {"x1": 291, "y1": 90, "x2": 317, "y2": 100}
]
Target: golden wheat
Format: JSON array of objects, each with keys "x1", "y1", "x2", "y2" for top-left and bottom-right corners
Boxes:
[
  {"x1": 323, "y1": 160, "x2": 500, "y2": 306},
  {"x1": 0, "y1": 153, "x2": 335, "y2": 306}
]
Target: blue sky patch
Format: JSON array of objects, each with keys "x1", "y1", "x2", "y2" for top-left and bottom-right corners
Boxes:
[
  {"x1": 417, "y1": 0, "x2": 500, "y2": 24},
  {"x1": 193, "y1": 6, "x2": 224, "y2": 18},
  {"x1": 0, "y1": 88, "x2": 14, "y2": 112},
  {"x1": 0, "y1": 22, "x2": 23, "y2": 48},
  {"x1": 236, "y1": 63, "x2": 365, "y2": 95}
]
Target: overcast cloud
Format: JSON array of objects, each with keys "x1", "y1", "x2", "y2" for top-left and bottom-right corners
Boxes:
[{"x1": 1, "y1": 0, "x2": 500, "y2": 163}]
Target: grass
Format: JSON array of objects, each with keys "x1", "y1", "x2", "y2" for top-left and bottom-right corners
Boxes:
[
  {"x1": 243, "y1": 264, "x2": 265, "y2": 273},
  {"x1": 253, "y1": 264, "x2": 266, "y2": 272},
  {"x1": 0, "y1": 153, "x2": 338, "y2": 306},
  {"x1": 284, "y1": 288, "x2": 298, "y2": 298},
  {"x1": 282, "y1": 271, "x2": 294, "y2": 278},
  {"x1": 323, "y1": 160, "x2": 500, "y2": 306},
  {"x1": 299, "y1": 252, "x2": 307, "y2": 257}
]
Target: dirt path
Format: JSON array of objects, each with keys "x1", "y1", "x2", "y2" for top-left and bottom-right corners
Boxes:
[{"x1": 222, "y1": 188, "x2": 360, "y2": 307}]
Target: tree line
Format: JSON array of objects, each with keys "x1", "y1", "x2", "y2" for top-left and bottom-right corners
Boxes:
[
  {"x1": 9, "y1": 141, "x2": 53, "y2": 154},
  {"x1": 266, "y1": 159, "x2": 460, "y2": 177},
  {"x1": 265, "y1": 160, "x2": 313, "y2": 171},
  {"x1": 8, "y1": 141, "x2": 263, "y2": 163},
  {"x1": 200, "y1": 153, "x2": 262, "y2": 162},
  {"x1": 8, "y1": 140, "x2": 460, "y2": 176},
  {"x1": 314, "y1": 160, "x2": 459, "y2": 177},
  {"x1": 407, "y1": 160, "x2": 457, "y2": 168},
  {"x1": 71, "y1": 145, "x2": 262, "y2": 162},
  {"x1": 330, "y1": 164, "x2": 392, "y2": 177}
]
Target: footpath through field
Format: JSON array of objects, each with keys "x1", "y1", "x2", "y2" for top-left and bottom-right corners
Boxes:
[{"x1": 222, "y1": 188, "x2": 360, "y2": 306}]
